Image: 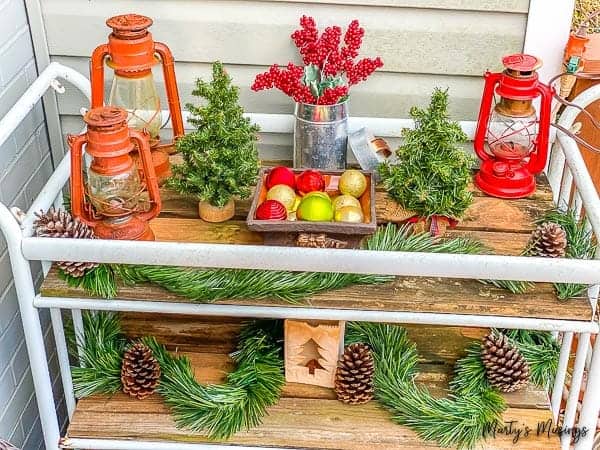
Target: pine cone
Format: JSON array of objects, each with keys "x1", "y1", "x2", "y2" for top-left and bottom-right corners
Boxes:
[
  {"x1": 0, "y1": 439, "x2": 19, "y2": 450},
  {"x1": 527, "y1": 222, "x2": 567, "y2": 258},
  {"x1": 33, "y1": 207, "x2": 99, "y2": 277},
  {"x1": 481, "y1": 332, "x2": 530, "y2": 393},
  {"x1": 334, "y1": 343, "x2": 375, "y2": 405},
  {"x1": 121, "y1": 342, "x2": 161, "y2": 400}
]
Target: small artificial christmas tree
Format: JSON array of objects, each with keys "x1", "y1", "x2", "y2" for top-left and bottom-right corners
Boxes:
[
  {"x1": 378, "y1": 88, "x2": 474, "y2": 220},
  {"x1": 168, "y1": 61, "x2": 260, "y2": 221}
]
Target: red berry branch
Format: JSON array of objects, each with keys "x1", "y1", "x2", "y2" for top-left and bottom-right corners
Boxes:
[{"x1": 252, "y1": 16, "x2": 383, "y2": 105}]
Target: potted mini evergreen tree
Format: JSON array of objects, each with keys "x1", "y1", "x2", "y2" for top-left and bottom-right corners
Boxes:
[
  {"x1": 378, "y1": 88, "x2": 474, "y2": 235},
  {"x1": 168, "y1": 62, "x2": 260, "y2": 222}
]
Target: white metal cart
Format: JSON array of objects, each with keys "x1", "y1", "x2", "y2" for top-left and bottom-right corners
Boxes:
[{"x1": 1, "y1": 63, "x2": 600, "y2": 450}]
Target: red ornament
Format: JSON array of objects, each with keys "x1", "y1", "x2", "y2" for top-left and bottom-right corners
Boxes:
[
  {"x1": 255, "y1": 200, "x2": 287, "y2": 220},
  {"x1": 266, "y1": 166, "x2": 296, "y2": 190},
  {"x1": 296, "y1": 170, "x2": 325, "y2": 195}
]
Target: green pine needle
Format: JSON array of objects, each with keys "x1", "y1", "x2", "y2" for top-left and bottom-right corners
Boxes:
[
  {"x1": 346, "y1": 322, "x2": 504, "y2": 449},
  {"x1": 378, "y1": 88, "x2": 475, "y2": 219},
  {"x1": 538, "y1": 209, "x2": 596, "y2": 300},
  {"x1": 364, "y1": 223, "x2": 484, "y2": 254},
  {"x1": 114, "y1": 224, "x2": 484, "y2": 303},
  {"x1": 72, "y1": 312, "x2": 284, "y2": 440},
  {"x1": 143, "y1": 320, "x2": 284, "y2": 439},
  {"x1": 480, "y1": 279, "x2": 534, "y2": 295},
  {"x1": 58, "y1": 264, "x2": 118, "y2": 299},
  {"x1": 450, "y1": 342, "x2": 491, "y2": 397},
  {"x1": 69, "y1": 312, "x2": 126, "y2": 397},
  {"x1": 167, "y1": 61, "x2": 260, "y2": 207}
]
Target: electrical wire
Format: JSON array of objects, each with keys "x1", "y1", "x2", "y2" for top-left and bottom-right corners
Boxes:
[{"x1": 548, "y1": 71, "x2": 600, "y2": 154}]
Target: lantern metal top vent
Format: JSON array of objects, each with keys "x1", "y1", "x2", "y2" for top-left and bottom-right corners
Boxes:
[
  {"x1": 474, "y1": 53, "x2": 554, "y2": 199},
  {"x1": 69, "y1": 106, "x2": 161, "y2": 241},
  {"x1": 90, "y1": 14, "x2": 184, "y2": 150}
]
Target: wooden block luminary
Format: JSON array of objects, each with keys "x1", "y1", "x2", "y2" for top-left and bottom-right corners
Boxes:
[{"x1": 284, "y1": 319, "x2": 344, "y2": 388}]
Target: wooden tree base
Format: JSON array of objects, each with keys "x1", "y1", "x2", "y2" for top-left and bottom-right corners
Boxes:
[{"x1": 198, "y1": 199, "x2": 235, "y2": 222}]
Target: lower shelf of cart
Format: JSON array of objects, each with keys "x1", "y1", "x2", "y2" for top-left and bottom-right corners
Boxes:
[
  {"x1": 64, "y1": 395, "x2": 559, "y2": 449},
  {"x1": 64, "y1": 349, "x2": 560, "y2": 450}
]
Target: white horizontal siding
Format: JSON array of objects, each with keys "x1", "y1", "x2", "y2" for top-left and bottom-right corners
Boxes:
[
  {"x1": 42, "y1": 1, "x2": 526, "y2": 76},
  {"x1": 40, "y1": 0, "x2": 529, "y2": 159},
  {"x1": 245, "y1": 0, "x2": 529, "y2": 12},
  {"x1": 53, "y1": 56, "x2": 484, "y2": 117}
]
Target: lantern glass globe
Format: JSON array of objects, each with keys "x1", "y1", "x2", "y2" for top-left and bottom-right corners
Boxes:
[
  {"x1": 486, "y1": 109, "x2": 537, "y2": 160},
  {"x1": 109, "y1": 72, "x2": 162, "y2": 140},
  {"x1": 87, "y1": 163, "x2": 145, "y2": 217}
]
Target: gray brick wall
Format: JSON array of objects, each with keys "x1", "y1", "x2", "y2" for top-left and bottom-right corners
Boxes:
[{"x1": 0, "y1": 0, "x2": 65, "y2": 448}]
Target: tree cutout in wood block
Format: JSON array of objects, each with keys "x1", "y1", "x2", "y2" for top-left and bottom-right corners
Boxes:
[
  {"x1": 298, "y1": 338, "x2": 326, "y2": 375},
  {"x1": 284, "y1": 319, "x2": 344, "y2": 388}
]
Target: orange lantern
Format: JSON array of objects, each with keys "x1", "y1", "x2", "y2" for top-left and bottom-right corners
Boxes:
[
  {"x1": 90, "y1": 14, "x2": 184, "y2": 180},
  {"x1": 69, "y1": 107, "x2": 161, "y2": 241}
]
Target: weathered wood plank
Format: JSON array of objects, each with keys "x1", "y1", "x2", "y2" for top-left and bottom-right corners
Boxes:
[
  {"x1": 41, "y1": 265, "x2": 592, "y2": 321},
  {"x1": 120, "y1": 312, "x2": 484, "y2": 363},
  {"x1": 156, "y1": 177, "x2": 553, "y2": 235},
  {"x1": 68, "y1": 394, "x2": 556, "y2": 449},
  {"x1": 149, "y1": 218, "x2": 530, "y2": 255}
]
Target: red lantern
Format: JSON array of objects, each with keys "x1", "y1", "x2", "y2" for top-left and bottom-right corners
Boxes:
[
  {"x1": 474, "y1": 54, "x2": 554, "y2": 198},
  {"x1": 69, "y1": 107, "x2": 161, "y2": 241},
  {"x1": 90, "y1": 14, "x2": 184, "y2": 181}
]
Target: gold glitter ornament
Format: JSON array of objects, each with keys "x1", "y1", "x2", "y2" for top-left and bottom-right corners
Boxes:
[
  {"x1": 332, "y1": 194, "x2": 361, "y2": 211},
  {"x1": 334, "y1": 205, "x2": 364, "y2": 223},
  {"x1": 267, "y1": 184, "x2": 297, "y2": 211},
  {"x1": 291, "y1": 196, "x2": 302, "y2": 212},
  {"x1": 339, "y1": 170, "x2": 367, "y2": 198}
]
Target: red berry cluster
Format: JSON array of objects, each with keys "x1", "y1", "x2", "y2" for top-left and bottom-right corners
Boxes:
[
  {"x1": 252, "y1": 16, "x2": 383, "y2": 105},
  {"x1": 319, "y1": 86, "x2": 349, "y2": 105},
  {"x1": 347, "y1": 56, "x2": 384, "y2": 86},
  {"x1": 251, "y1": 63, "x2": 316, "y2": 104}
]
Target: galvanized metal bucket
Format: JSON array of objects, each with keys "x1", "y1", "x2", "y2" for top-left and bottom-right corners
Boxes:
[{"x1": 293, "y1": 101, "x2": 349, "y2": 169}]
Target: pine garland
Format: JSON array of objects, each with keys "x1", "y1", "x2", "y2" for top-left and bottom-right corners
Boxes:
[
  {"x1": 59, "y1": 263, "x2": 118, "y2": 299},
  {"x1": 57, "y1": 215, "x2": 590, "y2": 302},
  {"x1": 71, "y1": 312, "x2": 284, "y2": 440},
  {"x1": 479, "y1": 209, "x2": 595, "y2": 297},
  {"x1": 539, "y1": 209, "x2": 596, "y2": 300},
  {"x1": 346, "y1": 322, "x2": 559, "y2": 449},
  {"x1": 61, "y1": 224, "x2": 483, "y2": 301},
  {"x1": 68, "y1": 311, "x2": 126, "y2": 397},
  {"x1": 71, "y1": 315, "x2": 559, "y2": 448},
  {"x1": 116, "y1": 265, "x2": 391, "y2": 304}
]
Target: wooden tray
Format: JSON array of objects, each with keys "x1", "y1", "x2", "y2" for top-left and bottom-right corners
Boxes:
[{"x1": 246, "y1": 168, "x2": 377, "y2": 246}]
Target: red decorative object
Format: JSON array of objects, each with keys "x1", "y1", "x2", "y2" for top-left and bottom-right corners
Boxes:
[
  {"x1": 266, "y1": 166, "x2": 296, "y2": 190},
  {"x1": 296, "y1": 170, "x2": 326, "y2": 195},
  {"x1": 90, "y1": 14, "x2": 184, "y2": 150},
  {"x1": 474, "y1": 54, "x2": 554, "y2": 199},
  {"x1": 251, "y1": 16, "x2": 383, "y2": 105},
  {"x1": 256, "y1": 200, "x2": 288, "y2": 220},
  {"x1": 68, "y1": 106, "x2": 161, "y2": 241}
]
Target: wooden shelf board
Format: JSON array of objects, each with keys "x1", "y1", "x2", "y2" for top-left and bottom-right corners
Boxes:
[
  {"x1": 41, "y1": 175, "x2": 593, "y2": 321},
  {"x1": 66, "y1": 347, "x2": 558, "y2": 449},
  {"x1": 160, "y1": 176, "x2": 554, "y2": 235},
  {"x1": 41, "y1": 261, "x2": 593, "y2": 322}
]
